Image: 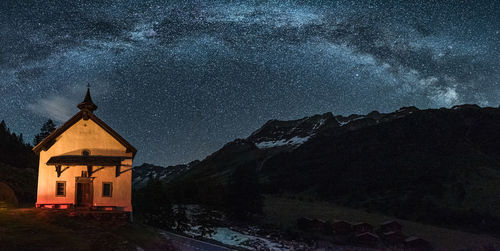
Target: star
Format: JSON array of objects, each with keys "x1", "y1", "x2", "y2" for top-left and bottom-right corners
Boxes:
[{"x1": 0, "y1": 0, "x2": 499, "y2": 166}]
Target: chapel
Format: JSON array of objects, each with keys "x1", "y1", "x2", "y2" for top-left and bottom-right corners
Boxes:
[{"x1": 33, "y1": 88, "x2": 136, "y2": 212}]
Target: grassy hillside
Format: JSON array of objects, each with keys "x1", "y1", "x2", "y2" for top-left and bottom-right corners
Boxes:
[
  {"x1": 264, "y1": 196, "x2": 500, "y2": 250},
  {"x1": 167, "y1": 139, "x2": 264, "y2": 208},
  {"x1": 0, "y1": 204, "x2": 173, "y2": 250}
]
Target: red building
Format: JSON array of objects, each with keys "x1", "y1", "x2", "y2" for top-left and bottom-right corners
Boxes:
[
  {"x1": 379, "y1": 220, "x2": 402, "y2": 233},
  {"x1": 382, "y1": 231, "x2": 406, "y2": 246},
  {"x1": 353, "y1": 222, "x2": 373, "y2": 234},
  {"x1": 355, "y1": 232, "x2": 380, "y2": 246},
  {"x1": 310, "y1": 219, "x2": 327, "y2": 233},
  {"x1": 405, "y1": 236, "x2": 431, "y2": 250},
  {"x1": 332, "y1": 220, "x2": 353, "y2": 235}
]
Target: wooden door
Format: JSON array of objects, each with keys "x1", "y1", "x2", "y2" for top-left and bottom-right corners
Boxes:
[{"x1": 76, "y1": 182, "x2": 92, "y2": 207}]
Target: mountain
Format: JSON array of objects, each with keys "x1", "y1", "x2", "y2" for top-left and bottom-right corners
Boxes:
[
  {"x1": 248, "y1": 112, "x2": 337, "y2": 149},
  {"x1": 247, "y1": 106, "x2": 422, "y2": 150},
  {"x1": 165, "y1": 104, "x2": 500, "y2": 233},
  {"x1": 132, "y1": 162, "x2": 196, "y2": 189}
]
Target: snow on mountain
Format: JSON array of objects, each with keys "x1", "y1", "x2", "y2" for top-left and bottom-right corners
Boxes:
[
  {"x1": 132, "y1": 161, "x2": 197, "y2": 189},
  {"x1": 255, "y1": 136, "x2": 310, "y2": 149},
  {"x1": 248, "y1": 112, "x2": 337, "y2": 149}
]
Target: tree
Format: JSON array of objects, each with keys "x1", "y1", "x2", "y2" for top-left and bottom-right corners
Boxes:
[
  {"x1": 33, "y1": 119, "x2": 56, "y2": 146},
  {"x1": 174, "y1": 205, "x2": 190, "y2": 233},
  {"x1": 0, "y1": 120, "x2": 6, "y2": 133},
  {"x1": 133, "y1": 178, "x2": 173, "y2": 229},
  {"x1": 226, "y1": 163, "x2": 263, "y2": 220},
  {"x1": 0, "y1": 120, "x2": 37, "y2": 170}
]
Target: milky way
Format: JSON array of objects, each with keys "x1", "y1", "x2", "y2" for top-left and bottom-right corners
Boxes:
[{"x1": 1, "y1": 1, "x2": 499, "y2": 165}]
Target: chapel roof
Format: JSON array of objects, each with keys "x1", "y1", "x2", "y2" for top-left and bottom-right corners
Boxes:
[{"x1": 32, "y1": 88, "x2": 137, "y2": 157}]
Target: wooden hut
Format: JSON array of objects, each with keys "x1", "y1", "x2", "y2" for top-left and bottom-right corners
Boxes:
[
  {"x1": 382, "y1": 231, "x2": 406, "y2": 246},
  {"x1": 353, "y1": 222, "x2": 373, "y2": 234},
  {"x1": 380, "y1": 220, "x2": 402, "y2": 233},
  {"x1": 404, "y1": 236, "x2": 431, "y2": 250},
  {"x1": 354, "y1": 232, "x2": 380, "y2": 246},
  {"x1": 332, "y1": 220, "x2": 353, "y2": 235}
]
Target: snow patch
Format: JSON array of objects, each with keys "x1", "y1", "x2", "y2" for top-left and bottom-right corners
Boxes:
[
  {"x1": 312, "y1": 118, "x2": 326, "y2": 130},
  {"x1": 210, "y1": 227, "x2": 286, "y2": 250},
  {"x1": 255, "y1": 136, "x2": 310, "y2": 149},
  {"x1": 336, "y1": 116, "x2": 365, "y2": 126}
]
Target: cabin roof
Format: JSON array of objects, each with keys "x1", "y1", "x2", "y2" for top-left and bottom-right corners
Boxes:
[
  {"x1": 405, "y1": 236, "x2": 422, "y2": 242},
  {"x1": 32, "y1": 111, "x2": 137, "y2": 157},
  {"x1": 382, "y1": 231, "x2": 405, "y2": 236},
  {"x1": 355, "y1": 232, "x2": 379, "y2": 238},
  {"x1": 380, "y1": 220, "x2": 401, "y2": 227},
  {"x1": 333, "y1": 220, "x2": 353, "y2": 225}
]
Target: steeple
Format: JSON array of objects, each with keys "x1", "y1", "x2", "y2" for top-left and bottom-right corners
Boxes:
[{"x1": 77, "y1": 85, "x2": 98, "y2": 113}]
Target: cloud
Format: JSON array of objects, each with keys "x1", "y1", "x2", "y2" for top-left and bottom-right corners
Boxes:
[
  {"x1": 206, "y1": 3, "x2": 324, "y2": 27},
  {"x1": 28, "y1": 96, "x2": 74, "y2": 122}
]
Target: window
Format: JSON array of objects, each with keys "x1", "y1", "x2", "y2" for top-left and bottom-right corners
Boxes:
[
  {"x1": 56, "y1": 181, "x2": 66, "y2": 196},
  {"x1": 82, "y1": 150, "x2": 90, "y2": 156},
  {"x1": 102, "y1": 182, "x2": 112, "y2": 197}
]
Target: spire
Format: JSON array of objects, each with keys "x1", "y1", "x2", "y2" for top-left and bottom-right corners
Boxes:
[{"x1": 77, "y1": 85, "x2": 98, "y2": 113}]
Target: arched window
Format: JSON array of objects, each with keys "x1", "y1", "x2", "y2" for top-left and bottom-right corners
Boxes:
[{"x1": 82, "y1": 150, "x2": 91, "y2": 156}]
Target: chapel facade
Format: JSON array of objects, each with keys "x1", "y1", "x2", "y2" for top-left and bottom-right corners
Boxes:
[{"x1": 33, "y1": 88, "x2": 136, "y2": 212}]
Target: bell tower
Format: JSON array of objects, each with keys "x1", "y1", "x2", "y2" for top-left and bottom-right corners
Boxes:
[{"x1": 77, "y1": 85, "x2": 97, "y2": 119}]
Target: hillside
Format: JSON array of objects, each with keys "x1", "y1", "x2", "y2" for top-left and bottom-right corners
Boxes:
[
  {"x1": 166, "y1": 105, "x2": 500, "y2": 234},
  {"x1": 0, "y1": 120, "x2": 37, "y2": 205},
  {"x1": 0, "y1": 162, "x2": 36, "y2": 205}
]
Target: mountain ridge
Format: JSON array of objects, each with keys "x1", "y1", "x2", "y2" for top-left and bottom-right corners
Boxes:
[{"x1": 160, "y1": 104, "x2": 500, "y2": 234}]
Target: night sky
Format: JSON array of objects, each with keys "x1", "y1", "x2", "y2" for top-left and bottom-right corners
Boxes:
[{"x1": 1, "y1": 1, "x2": 499, "y2": 166}]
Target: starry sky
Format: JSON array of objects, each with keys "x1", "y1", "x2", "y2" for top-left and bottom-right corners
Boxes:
[{"x1": 1, "y1": 0, "x2": 499, "y2": 166}]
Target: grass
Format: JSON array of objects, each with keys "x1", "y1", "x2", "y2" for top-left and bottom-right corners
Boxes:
[
  {"x1": 461, "y1": 166, "x2": 500, "y2": 216},
  {"x1": 263, "y1": 196, "x2": 500, "y2": 250},
  {"x1": 0, "y1": 203, "x2": 173, "y2": 251}
]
